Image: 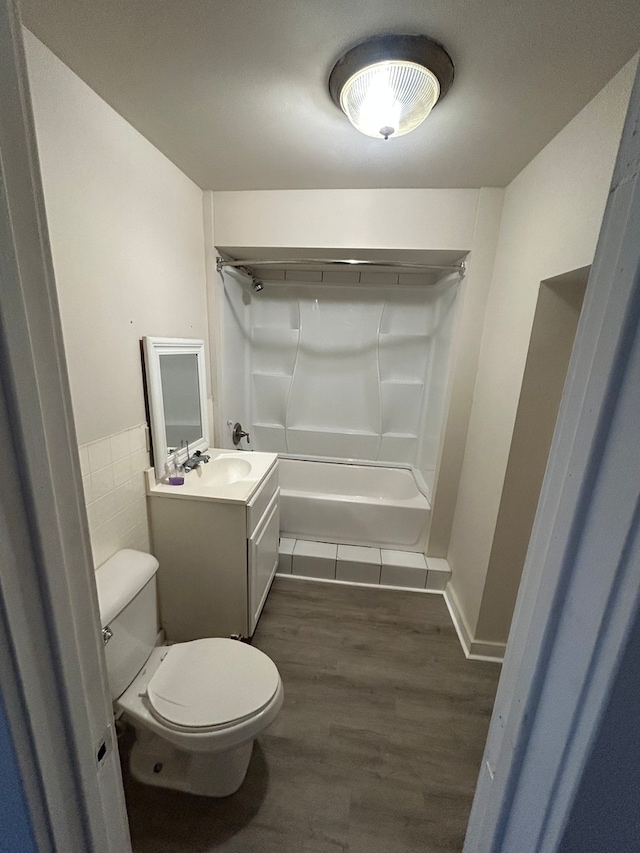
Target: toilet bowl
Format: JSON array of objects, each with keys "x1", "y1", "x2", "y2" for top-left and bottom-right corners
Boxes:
[{"x1": 96, "y1": 549, "x2": 283, "y2": 797}]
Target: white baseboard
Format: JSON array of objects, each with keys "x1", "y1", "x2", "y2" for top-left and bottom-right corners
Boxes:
[
  {"x1": 444, "y1": 585, "x2": 505, "y2": 664},
  {"x1": 276, "y1": 572, "x2": 444, "y2": 595}
]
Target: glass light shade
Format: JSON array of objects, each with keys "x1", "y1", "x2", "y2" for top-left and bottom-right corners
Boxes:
[{"x1": 339, "y1": 60, "x2": 440, "y2": 139}]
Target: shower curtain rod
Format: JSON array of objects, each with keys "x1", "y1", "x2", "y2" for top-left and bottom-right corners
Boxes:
[{"x1": 216, "y1": 255, "x2": 466, "y2": 276}]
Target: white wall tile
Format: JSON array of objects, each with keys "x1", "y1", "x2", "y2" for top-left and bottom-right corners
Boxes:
[
  {"x1": 135, "y1": 536, "x2": 151, "y2": 555},
  {"x1": 426, "y1": 557, "x2": 451, "y2": 591},
  {"x1": 426, "y1": 570, "x2": 449, "y2": 591},
  {"x1": 426, "y1": 557, "x2": 450, "y2": 573},
  {"x1": 337, "y1": 544, "x2": 381, "y2": 563},
  {"x1": 278, "y1": 537, "x2": 295, "y2": 574},
  {"x1": 87, "y1": 437, "x2": 112, "y2": 472},
  {"x1": 130, "y1": 519, "x2": 150, "y2": 545},
  {"x1": 131, "y1": 497, "x2": 147, "y2": 526},
  {"x1": 85, "y1": 502, "x2": 99, "y2": 532},
  {"x1": 80, "y1": 425, "x2": 153, "y2": 569},
  {"x1": 113, "y1": 481, "x2": 133, "y2": 513},
  {"x1": 130, "y1": 472, "x2": 147, "y2": 499},
  {"x1": 279, "y1": 537, "x2": 296, "y2": 555},
  {"x1": 380, "y1": 564, "x2": 428, "y2": 589},
  {"x1": 292, "y1": 540, "x2": 336, "y2": 579},
  {"x1": 278, "y1": 552, "x2": 293, "y2": 574},
  {"x1": 336, "y1": 544, "x2": 381, "y2": 584},
  {"x1": 90, "y1": 532, "x2": 108, "y2": 570},
  {"x1": 120, "y1": 524, "x2": 140, "y2": 551},
  {"x1": 293, "y1": 555, "x2": 336, "y2": 579},
  {"x1": 380, "y1": 549, "x2": 428, "y2": 588},
  {"x1": 88, "y1": 490, "x2": 119, "y2": 530},
  {"x1": 336, "y1": 560, "x2": 381, "y2": 584},
  {"x1": 293, "y1": 540, "x2": 337, "y2": 558},
  {"x1": 117, "y1": 501, "x2": 138, "y2": 536},
  {"x1": 130, "y1": 449, "x2": 149, "y2": 474},
  {"x1": 90, "y1": 465, "x2": 114, "y2": 501},
  {"x1": 112, "y1": 455, "x2": 131, "y2": 487},
  {"x1": 78, "y1": 445, "x2": 90, "y2": 477},
  {"x1": 91, "y1": 515, "x2": 120, "y2": 569},
  {"x1": 82, "y1": 474, "x2": 93, "y2": 504},
  {"x1": 381, "y1": 549, "x2": 427, "y2": 570},
  {"x1": 128, "y1": 425, "x2": 147, "y2": 454},
  {"x1": 114, "y1": 507, "x2": 134, "y2": 539},
  {"x1": 110, "y1": 430, "x2": 130, "y2": 461}
]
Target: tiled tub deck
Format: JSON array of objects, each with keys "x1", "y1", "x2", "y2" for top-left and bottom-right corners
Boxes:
[{"x1": 278, "y1": 538, "x2": 450, "y2": 592}]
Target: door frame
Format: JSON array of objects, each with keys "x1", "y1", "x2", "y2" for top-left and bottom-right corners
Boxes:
[
  {"x1": 0, "y1": 3, "x2": 131, "y2": 849},
  {"x1": 465, "y1": 58, "x2": 640, "y2": 851}
]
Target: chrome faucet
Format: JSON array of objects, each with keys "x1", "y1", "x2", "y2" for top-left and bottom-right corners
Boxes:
[{"x1": 183, "y1": 449, "x2": 210, "y2": 471}]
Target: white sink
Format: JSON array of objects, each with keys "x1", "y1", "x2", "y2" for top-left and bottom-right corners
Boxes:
[
  {"x1": 203, "y1": 456, "x2": 252, "y2": 486},
  {"x1": 146, "y1": 448, "x2": 277, "y2": 504}
]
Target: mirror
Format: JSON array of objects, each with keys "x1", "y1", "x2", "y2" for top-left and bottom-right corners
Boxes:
[{"x1": 143, "y1": 337, "x2": 210, "y2": 476}]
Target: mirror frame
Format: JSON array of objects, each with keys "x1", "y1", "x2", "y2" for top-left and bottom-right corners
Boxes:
[{"x1": 142, "y1": 336, "x2": 210, "y2": 477}]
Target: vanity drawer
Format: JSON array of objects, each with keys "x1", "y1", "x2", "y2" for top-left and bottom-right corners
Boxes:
[{"x1": 246, "y1": 461, "x2": 279, "y2": 536}]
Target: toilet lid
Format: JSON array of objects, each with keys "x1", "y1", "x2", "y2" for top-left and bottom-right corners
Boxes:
[{"x1": 146, "y1": 638, "x2": 280, "y2": 729}]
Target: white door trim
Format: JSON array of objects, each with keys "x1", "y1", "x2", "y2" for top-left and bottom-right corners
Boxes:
[
  {"x1": 465, "y1": 59, "x2": 640, "y2": 852},
  {"x1": 0, "y1": 4, "x2": 131, "y2": 849}
]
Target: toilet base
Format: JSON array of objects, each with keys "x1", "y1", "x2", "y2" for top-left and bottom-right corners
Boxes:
[{"x1": 129, "y1": 728, "x2": 254, "y2": 797}]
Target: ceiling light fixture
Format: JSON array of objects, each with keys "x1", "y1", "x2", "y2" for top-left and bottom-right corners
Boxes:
[{"x1": 329, "y1": 34, "x2": 454, "y2": 140}]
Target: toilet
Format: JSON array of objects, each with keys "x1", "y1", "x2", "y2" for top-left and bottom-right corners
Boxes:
[{"x1": 96, "y1": 548, "x2": 283, "y2": 797}]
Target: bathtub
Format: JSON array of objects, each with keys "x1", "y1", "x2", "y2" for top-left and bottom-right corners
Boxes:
[{"x1": 278, "y1": 457, "x2": 430, "y2": 552}]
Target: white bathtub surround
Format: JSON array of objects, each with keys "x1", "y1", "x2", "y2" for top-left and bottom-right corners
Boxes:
[
  {"x1": 336, "y1": 545, "x2": 382, "y2": 585},
  {"x1": 282, "y1": 538, "x2": 450, "y2": 593},
  {"x1": 381, "y1": 550, "x2": 429, "y2": 589},
  {"x1": 79, "y1": 424, "x2": 151, "y2": 568},
  {"x1": 279, "y1": 458, "x2": 430, "y2": 552},
  {"x1": 291, "y1": 541, "x2": 337, "y2": 580},
  {"x1": 224, "y1": 276, "x2": 460, "y2": 502},
  {"x1": 278, "y1": 537, "x2": 295, "y2": 574}
]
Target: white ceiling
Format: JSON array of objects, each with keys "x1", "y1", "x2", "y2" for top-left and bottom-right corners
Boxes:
[{"x1": 21, "y1": 0, "x2": 640, "y2": 192}]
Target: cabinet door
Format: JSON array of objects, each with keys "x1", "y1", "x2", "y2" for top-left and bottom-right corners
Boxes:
[{"x1": 248, "y1": 489, "x2": 280, "y2": 635}]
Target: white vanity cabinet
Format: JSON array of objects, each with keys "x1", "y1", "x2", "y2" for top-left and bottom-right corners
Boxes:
[{"x1": 148, "y1": 459, "x2": 279, "y2": 640}]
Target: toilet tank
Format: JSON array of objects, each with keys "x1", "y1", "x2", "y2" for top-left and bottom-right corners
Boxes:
[{"x1": 95, "y1": 549, "x2": 160, "y2": 700}]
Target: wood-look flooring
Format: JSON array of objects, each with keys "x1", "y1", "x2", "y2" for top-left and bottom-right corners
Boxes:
[{"x1": 121, "y1": 577, "x2": 501, "y2": 853}]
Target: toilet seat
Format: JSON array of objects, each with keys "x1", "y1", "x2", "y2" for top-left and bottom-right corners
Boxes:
[{"x1": 146, "y1": 638, "x2": 280, "y2": 732}]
